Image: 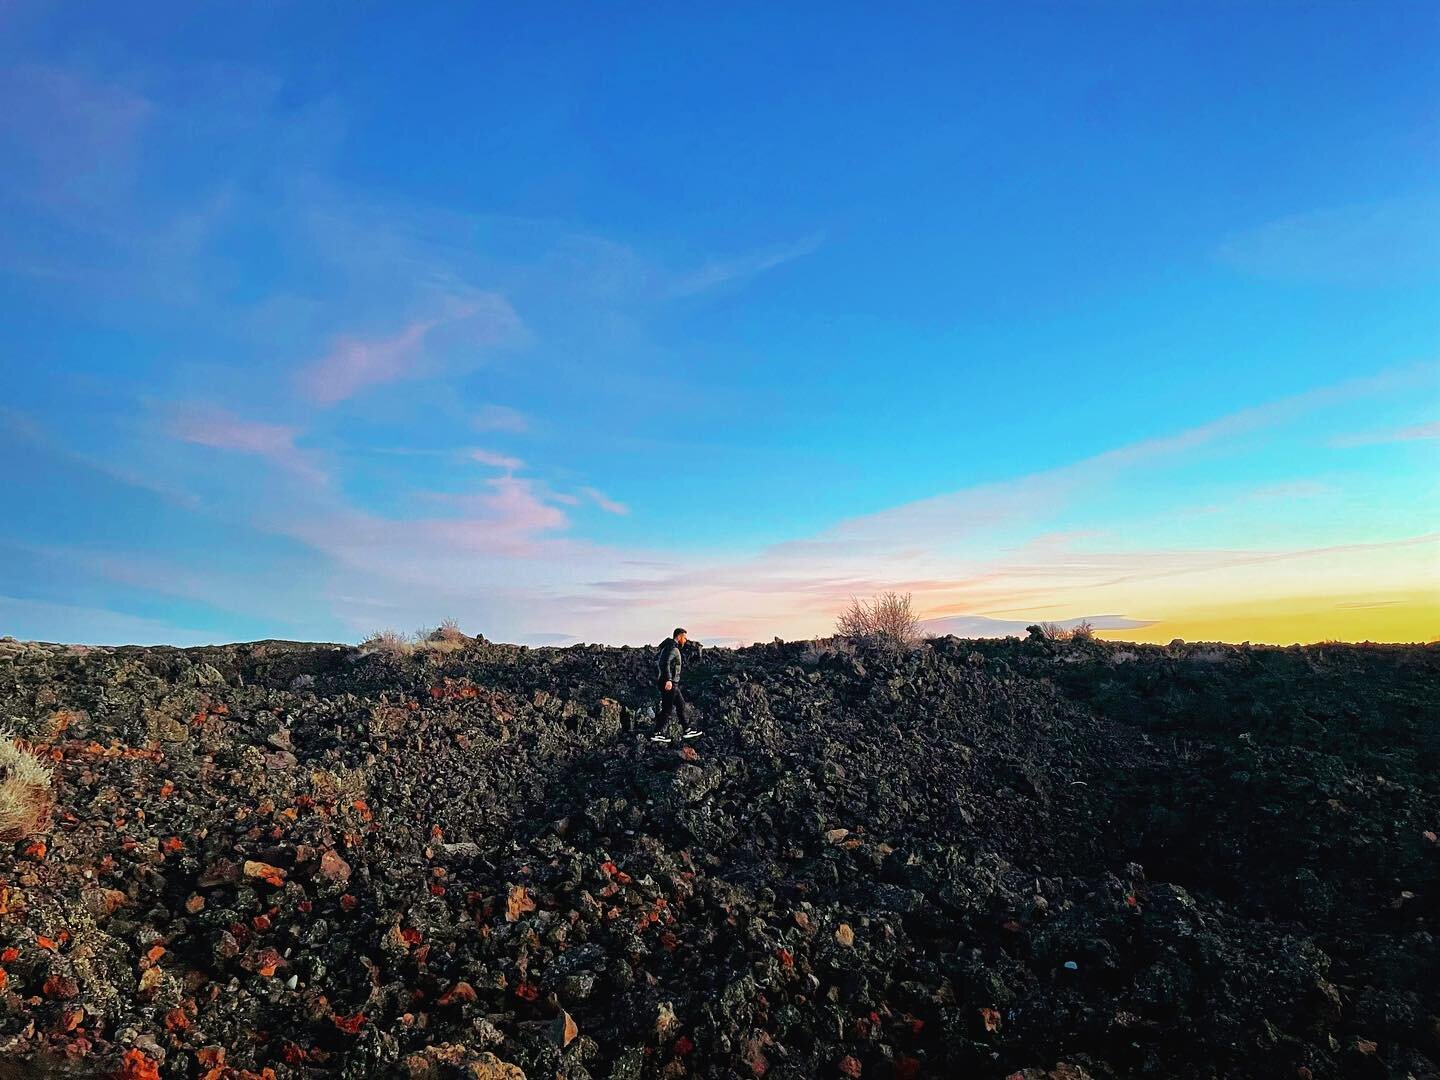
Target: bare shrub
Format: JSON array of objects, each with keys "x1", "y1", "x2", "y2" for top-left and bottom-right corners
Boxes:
[
  {"x1": 835, "y1": 592, "x2": 922, "y2": 650},
  {"x1": 1029, "y1": 620, "x2": 1094, "y2": 642},
  {"x1": 0, "y1": 733, "x2": 53, "y2": 841},
  {"x1": 1028, "y1": 621, "x2": 1067, "y2": 640}
]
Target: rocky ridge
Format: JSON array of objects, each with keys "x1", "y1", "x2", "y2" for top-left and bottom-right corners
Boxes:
[{"x1": 0, "y1": 633, "x2": 1436, "y2": 1079}]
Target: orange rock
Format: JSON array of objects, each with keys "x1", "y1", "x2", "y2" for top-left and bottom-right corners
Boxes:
[
  {"x1": 331, "y1": 1011, "x2": 367, "y2": 1034},
  {"x1": 59, "y1": 1004, "x2": 84, "y2": 1032},
  {"x1": 116, "y1": 1048, "x2": 162, "y2": 1080},
  {"x1": 318, "y1": 849, "x2": 351, "y2": 884},
  {"x1": 43, "y1": 974, "x2": 79, "y2": 999},
  {"x1": 505, "y1": 884, "x2": 535, "y2": 922},
  {"x1": 436, "y1": 981, "x2": 477, "y2": 1005},
  {"x1": 550, "y1": 1008, "x2": 579, "y2": 1048},
  {"x1": 242, "y1": 860, "x2": 287, "y2": 887}
]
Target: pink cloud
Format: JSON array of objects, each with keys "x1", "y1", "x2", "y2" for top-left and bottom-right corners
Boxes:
[
  {"x1": 297, "y1": 317, "x2": 439, "y2": 405},
  {"x1": 470, "y1": 448, "x2": 524, "y2": 472},
  {"x1": 580, "y1": 486, "x2": 629, "y2": 515},
  {"x1": 166, "y1": 403, "x2": 324, "y2": 483},
  {"x1": 415, "y1": 475, "x2": 571, "y2": 550},
  {"x1": 470, "y1": 475, "x2": 568, "y2": 536},
  {"x1": 296, "y1": 294, "x2": 524, "y2": 405}
]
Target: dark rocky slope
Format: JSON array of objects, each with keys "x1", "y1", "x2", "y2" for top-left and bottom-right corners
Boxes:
[{"x1": 0, "y1": 634, "x2": 1436, "y2": 1079}]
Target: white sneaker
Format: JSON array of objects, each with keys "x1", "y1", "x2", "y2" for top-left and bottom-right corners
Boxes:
[
  {"x1": 683, "y1": 729, "x2": 703, "y2": 739},
  {"x1": 650, "y1": 734, "x2": 672, "y2": 743}
]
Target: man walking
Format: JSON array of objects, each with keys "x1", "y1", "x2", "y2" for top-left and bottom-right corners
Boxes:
[{"x1": 653, "y1": 627, "x2": 702, "y2": 743}]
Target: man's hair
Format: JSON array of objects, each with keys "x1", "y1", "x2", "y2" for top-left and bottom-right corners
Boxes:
[{"x1": 673, "y1": 627, "x2": 687, "y2": 638}]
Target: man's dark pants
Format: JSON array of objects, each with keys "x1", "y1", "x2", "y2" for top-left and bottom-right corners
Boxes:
[{"x1": 657, "y1": 678, "x2": 687, "y2": 725}]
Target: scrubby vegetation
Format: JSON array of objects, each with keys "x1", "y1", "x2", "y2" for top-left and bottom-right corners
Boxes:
[
  {"x1": 0, "y1": 633, "x2": 1435, "y2": 1078},
  {"x1": 835, "y1": 591, "x2": 922, "y2": 649},
  {"x1": 1027, "y1": 620, "x2": 1095, "y2": 641},
  {"x1": 0, "y1": 732, "x2": 52, "y2": 841},
  {"x1": 360, "y1": 620, "x2": 477, "y2": 657}
]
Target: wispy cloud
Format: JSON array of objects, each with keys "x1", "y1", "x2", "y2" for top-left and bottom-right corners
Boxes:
[
  {"x1": 295, "y1": 294, "x2": 524, "y2": 405},
  {"x1": 473, "y1": 404, "x2": 529, "y2": 433},
  {"x1": 668, "y1": 233, "x2": 824, "y2": 297},
  {"x1": 165, "y1": 403, "x2": 325, "y2": 483},
  {"x1": 1330, "y1": 420, "x2": 1440, "y2": 448},
  {"x1": 469, "y1": 448, "x2": 524, "y2": 472},
  {"x1": 579, "y1": 486, "x2": 629, "y2": 515},
  {"x1": 1216, "y1": 197, "x2": 1440, "y2": 285},
  {"x1": 295, "y1": 316, "x2": 439, "y2": 406},
  {"x1": 50, "y1": 359, "x2": 1440, "y2": 648}
]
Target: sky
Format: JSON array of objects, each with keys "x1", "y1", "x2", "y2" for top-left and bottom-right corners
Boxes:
[{"x1": 1, "y1": 2, "x2": 1437, "y2": 648}]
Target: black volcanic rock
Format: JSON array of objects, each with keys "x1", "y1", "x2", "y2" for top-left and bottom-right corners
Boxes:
[{"x1": 0, "y1": 634, "x2": 1436, "y2": 1078}]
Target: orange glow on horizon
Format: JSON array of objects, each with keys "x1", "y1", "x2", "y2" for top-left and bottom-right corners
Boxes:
[{"x1": 1096, "y1": 590, "x2": 1438, "y2": 645}]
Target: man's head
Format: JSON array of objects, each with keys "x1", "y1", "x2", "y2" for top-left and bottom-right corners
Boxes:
[{"x1": 673, "y1": 627, "x2": 687, "y2": 645}]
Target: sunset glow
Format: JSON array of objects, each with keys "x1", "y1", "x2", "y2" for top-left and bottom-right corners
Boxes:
[{"x1": 2, "y1": 5, "x2": 1436, "y2": 646}]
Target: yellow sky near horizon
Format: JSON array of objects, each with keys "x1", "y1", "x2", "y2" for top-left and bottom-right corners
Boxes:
[{"x1": 1094, "y1": 588, "x2": 1438, "y2": 645}]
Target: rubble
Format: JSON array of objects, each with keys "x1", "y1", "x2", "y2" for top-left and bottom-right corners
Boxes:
[{"x1": 0, "y1": 634, "x2": 1434, "y2": 1077}]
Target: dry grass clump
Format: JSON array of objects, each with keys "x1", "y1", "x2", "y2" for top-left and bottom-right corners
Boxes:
[
  {"x1": 415, "y1": 618, "x2": 469, "y2": 653},
  {"x1": 359, "y1": 629, "x2": 414, "y2": 656},
  {"x1": 360, "y1": 620, "x2": 473, "y2": 657},
  {"x1": 835, "y1": 592, "x2": 922, "y2": 650},
  {"x1": 0, "y1": 733, "x2": 54, "y2": 841}
]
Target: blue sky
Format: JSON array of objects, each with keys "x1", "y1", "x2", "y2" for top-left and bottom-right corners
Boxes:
[{"x1": 2, "y1": 2, "x2": 1437, "y2": 646}]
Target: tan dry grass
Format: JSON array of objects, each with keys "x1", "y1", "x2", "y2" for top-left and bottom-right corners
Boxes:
[{"x1": 0, "y1": 734, "x2": 54, "y2": 841}]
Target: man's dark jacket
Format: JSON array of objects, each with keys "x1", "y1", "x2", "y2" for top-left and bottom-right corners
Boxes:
[{"x1": 657, "y1": 638, "x2": 682, "y2": 685}]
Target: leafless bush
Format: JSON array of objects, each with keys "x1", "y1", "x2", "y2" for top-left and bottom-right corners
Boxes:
[
  {"x1": 1029, "y1": 620, "x2": 1095, "y2": 642},
  {"x1": 835, "y1": 592, "x2": 922, "y2": 650},
  {"x1": 0, "y1": 733, "x2": 53, "y2": 841}
]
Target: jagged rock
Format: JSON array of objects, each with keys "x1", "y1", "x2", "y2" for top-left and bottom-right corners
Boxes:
[
  {"x1": 0, "y1": 635, "x2": 1433, "y2": 1078},
  {"x1": 468, "y1": 1053, "x2": 527, "y2": 1079},
  {"x1": 317, "y1": 849, "x2": 351, "y2": 884}
]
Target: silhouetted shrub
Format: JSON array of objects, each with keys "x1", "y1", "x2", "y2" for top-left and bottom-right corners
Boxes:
[{"x1": 836, "y1": 592, "x2": 922, "y2": 650}]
